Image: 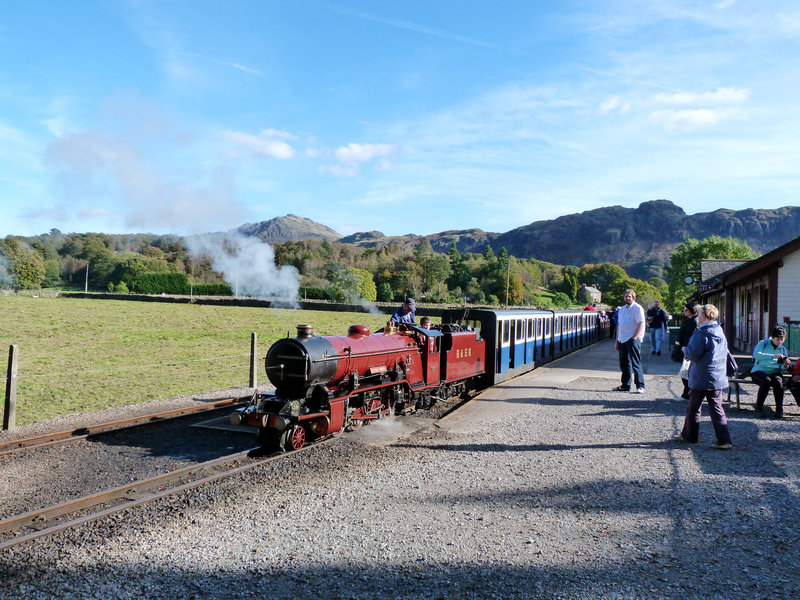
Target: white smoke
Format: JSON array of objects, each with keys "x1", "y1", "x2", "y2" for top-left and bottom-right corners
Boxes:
[
  {"x1": 0, "y1": 255, "x2": 13, "y2": 288},
  {"x1": 359, "y1": 299, "x2": 383, "y2": 315},
  {"x1": 43, "y1": 92, "x2": 246, "y2": 234},
  {"x1": 185, "y1": 232, "x2": 300, "y2": 307}
]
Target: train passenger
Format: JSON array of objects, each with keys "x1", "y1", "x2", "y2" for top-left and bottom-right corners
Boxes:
[
  {"x1": 646, "y1": 300, "x2": 669, "y2": 356},
  {"x1": 673, "y1": 303, "x2": 700, "y2": 402},
  {"x1": 420, "y1": 316, "x2": 432, "y2": 329},
  {"x1": 613, "y1": 289, "x2": 646, "y2": 393},
  {"x1": 788, "y1": 357, "x2": 800, "y2": 408},
  {"x1": 390, "y1": 297, "x2": 416, "y2": 324},
  {"x1": 673, "y1": 303, "x2": 733, "y2": 449},
  {"x1": 750, "y1": 326, "x2": 792, "y2": 418}
]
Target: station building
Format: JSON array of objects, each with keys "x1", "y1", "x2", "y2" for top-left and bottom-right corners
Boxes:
[{"x1": 694, "y1": 235, "x2": 800, "y2": 353}]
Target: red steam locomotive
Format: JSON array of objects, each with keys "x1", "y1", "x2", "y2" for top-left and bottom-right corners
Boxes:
[{"x1": 231, "y1": 321, "x2": 486, "y2": 452}]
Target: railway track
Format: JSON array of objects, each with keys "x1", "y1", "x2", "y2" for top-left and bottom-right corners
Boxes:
[
  {"x1": 0, "y1": 438, "x2": 332, "y2": 551},
  {"x1": 0, "y1": 396, "x2": 248, "y2": 457}
]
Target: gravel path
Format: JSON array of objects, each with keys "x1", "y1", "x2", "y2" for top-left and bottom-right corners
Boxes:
[{"x1": 3, "y1": 340, "x2": 800, "y2": 599}]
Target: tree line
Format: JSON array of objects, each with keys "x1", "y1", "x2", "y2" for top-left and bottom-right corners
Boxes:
[{"x1": 0, "y1": 229, "x2": 757, "y2": 314}]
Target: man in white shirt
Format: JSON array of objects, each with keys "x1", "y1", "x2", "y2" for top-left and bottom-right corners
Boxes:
[{"x1": 614, "y1": 289, "x2": 646, "y2": 393}]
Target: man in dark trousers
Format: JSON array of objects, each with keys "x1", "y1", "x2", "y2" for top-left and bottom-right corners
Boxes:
[
  {"x1": 614, "y1": 289, "x2": 646, "y2": 393},
  {"x1": 646, "y1": 300, "x2": 669, "y2": 356}
]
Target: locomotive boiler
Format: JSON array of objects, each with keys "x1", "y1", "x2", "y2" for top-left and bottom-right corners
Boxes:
[{"x1": 231, "y1": 321, "x2": 487, "y2": 452}]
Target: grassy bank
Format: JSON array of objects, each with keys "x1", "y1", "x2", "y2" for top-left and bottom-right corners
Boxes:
[{"x1": 0, "y1": 295, "x2": 391, "y2": 426}]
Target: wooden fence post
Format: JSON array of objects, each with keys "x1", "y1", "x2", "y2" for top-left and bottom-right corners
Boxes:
[
  {"x1": 4, "y1": 344, "x2": 18, "y2": 430},
  {"x1": 249, "y1": 333, "x2": 257, "y2": 389}
]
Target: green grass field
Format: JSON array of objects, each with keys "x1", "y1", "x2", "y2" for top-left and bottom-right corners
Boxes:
[{"x1": 0, "y1": 296, "x2": 392, "y2": 426}]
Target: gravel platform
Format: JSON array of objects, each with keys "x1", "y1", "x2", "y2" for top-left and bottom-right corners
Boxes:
[{"x1": 3, "y1": 340, "x2": 800, "y2": 600}]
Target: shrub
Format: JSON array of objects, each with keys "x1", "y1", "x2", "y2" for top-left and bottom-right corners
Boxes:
[
  {"x1": 191, "y1": 283, "x2": 233, "y2": 296},
  {"x1": 299, "y1": 285, "x2": 327, "y2": 300},
  {"x1": 134, "y1": 272, "x2": 190, "y2": 295},
  {"x1": 377, "y1": 282, "x2": 393, "y2": 302}
]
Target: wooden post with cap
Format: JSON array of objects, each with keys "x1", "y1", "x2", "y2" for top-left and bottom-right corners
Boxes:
[
  {"x1": 4, "y1": 344, "x2": 18, "y2": 430},
  {"x1": 249, "y1": 333, "x2": 257, "y2": 389}
]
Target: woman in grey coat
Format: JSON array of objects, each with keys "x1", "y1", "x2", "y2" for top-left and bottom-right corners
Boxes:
[{"x1": 673, "y1": 304, "x2": 733, "y2": 449}]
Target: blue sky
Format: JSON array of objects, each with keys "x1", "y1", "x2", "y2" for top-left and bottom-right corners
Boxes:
[{"x1": 2, "y1": 1, "x2": 800, "y2": 239}]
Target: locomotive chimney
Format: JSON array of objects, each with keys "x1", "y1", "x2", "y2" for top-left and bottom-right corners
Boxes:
[{"x1": 296, "y1": 324, "x2": 315, "y2": 338}]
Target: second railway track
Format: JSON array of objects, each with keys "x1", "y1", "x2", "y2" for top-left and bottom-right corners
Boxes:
[
  {"x1": 0, "y1": 395, "x2": 248, "y2": 457},
  {"x1": 0, "y1": 439, "x2": 332, "y2": 551}
]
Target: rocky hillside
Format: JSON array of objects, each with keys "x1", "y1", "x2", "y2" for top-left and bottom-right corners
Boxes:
[
  {"x1": 493, "y1": 200, "x2": 800, "y2": 278},
  {"x1": 236, "y1": 214, "x2": 340, "y2": 243},
  {"x1": 238, "y1": 201, "x2": 800, "y2": 279},
  {"x1": 338, "y1": 228, "x2": 499, "y2": 254}
]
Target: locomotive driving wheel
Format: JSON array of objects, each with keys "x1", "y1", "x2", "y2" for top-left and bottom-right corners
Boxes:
[{"x1": 285, "y1": 425, "x2": 307, "y2": 451}]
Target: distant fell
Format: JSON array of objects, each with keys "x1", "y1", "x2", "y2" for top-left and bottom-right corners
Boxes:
[
  {"x1": 339, "y1": 228, "x2": 499, "y2": 254},
  {"x1": 236, "y1": 214, "x2": 340, "y2": 243},
  {"x1": 237, "y1": 202, "x2": 800, "y2": 279},
  {"x1": 493, "y1": 200, "x2": 800, "y2": 278}
]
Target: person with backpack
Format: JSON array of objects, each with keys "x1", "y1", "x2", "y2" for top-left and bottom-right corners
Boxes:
[
  {"x1": 672, "y1": 303, "x2": 700, "y2": 401},
  {"x1": 750, "y1": 326, "x2": 793, "y2": 418},
  {"x1": 646, "y1": 300, "x2": 669, "y2": 356},
  {"x1": 673, "y1": 303, "x2": 733, "y2": 449}
]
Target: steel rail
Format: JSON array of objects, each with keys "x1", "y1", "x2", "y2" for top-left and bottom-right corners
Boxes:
[
  {"x1": 0, "y1": 396, "x2": 248, "y2": 457},
  {"x1": 0, "y1": 438, "x2": 333, "y2": 551}
]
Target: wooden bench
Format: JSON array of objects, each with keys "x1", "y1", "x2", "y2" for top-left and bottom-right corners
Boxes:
[{"x1": 727, "y1": 373, "x2": 754, "y2": 410}]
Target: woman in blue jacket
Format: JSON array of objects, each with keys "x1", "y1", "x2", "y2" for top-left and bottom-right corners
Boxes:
[
  {"x1": 674, "y1": 304, "x2": 732, "y2": 449},
  {"x1": 750, "y1": 326, "x2": 793, "y2": 418}
]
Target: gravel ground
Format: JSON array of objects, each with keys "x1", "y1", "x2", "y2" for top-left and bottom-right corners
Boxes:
[{"x1": 3, "y1": 341, "x2": 800, "y2": 600}]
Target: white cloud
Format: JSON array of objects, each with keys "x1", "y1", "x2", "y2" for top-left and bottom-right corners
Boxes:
[
  {"x1": 222, "y1": 129, "x2": 296, "y2": 159},
  {"x1": 317, "y1": 142, "x2": 397, "y2": 177},
  {"x1": 653, "y1": 87, "x2": 750, "y2": 106},
  {"x1": 598, "y1": 95, "x2": 631, "y2": 114},
  {"x1": 649, "y1": 108, "x2": 723, "y2": 131},
  {"x1": 334, "y1": 142, "x2": 394, "y2": 164}
]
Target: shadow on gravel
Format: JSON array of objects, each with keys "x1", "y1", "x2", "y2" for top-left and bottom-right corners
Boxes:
[
  {"x1": 3, "y1": 555, "x2": 795, "y2": 600},
  {"x1": 492, "y1": 394, "x2": 664, "y2": 415},
  {"x1": 6, "y1": 528, "x2": 798, "y2": 600},
  {"x1": 85, "y1": 413, "x2": 257, "y2": 462},
  {"x1": 394, "y1": 421, "x2": 798, "y2": 479}
]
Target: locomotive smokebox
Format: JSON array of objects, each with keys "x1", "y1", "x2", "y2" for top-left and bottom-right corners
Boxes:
[{"x1": 265, "y1": 332, "x2": 338, "y2": 397}]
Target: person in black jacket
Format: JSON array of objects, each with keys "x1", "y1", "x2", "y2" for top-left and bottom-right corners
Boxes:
[{"x1": 673, "y1": 303, "x2": 700, "y2": 401}]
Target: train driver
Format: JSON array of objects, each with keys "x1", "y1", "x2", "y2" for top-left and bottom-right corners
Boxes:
[{"x1": 390, "y1": 297, "x2": 416, "y2": 324}]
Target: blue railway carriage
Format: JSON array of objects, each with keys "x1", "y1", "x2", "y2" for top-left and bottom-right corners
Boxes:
[{"x1": 441, "y1": 308, "x2": 608, "y2": 386}]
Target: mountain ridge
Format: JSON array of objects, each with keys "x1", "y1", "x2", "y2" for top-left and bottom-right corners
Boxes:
[{"x1": 240, "y1": 201, "x2": 800, "y2": 278}]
